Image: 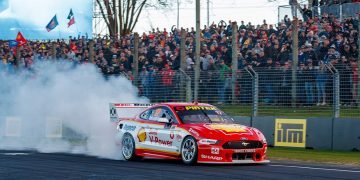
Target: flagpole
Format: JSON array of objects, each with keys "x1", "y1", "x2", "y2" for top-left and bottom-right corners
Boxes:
[{"x1": 58, "y1": 28, "x2": 61, "y2": 40}]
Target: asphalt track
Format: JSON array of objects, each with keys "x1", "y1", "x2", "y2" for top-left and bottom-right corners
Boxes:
[{"x1": 0, "y1": 151, "x2": 359, "y2": 180}]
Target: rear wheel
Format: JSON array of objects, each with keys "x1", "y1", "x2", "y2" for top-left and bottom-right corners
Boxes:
[
  {"x1": 181, "y1": 136, "x2": 198, "y2": 165},
  {"x1": 122, "y1": 133, "x2": 137, "y2": 161}
]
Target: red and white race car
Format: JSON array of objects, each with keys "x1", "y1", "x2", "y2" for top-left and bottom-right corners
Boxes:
[{"x1": 109, "y1": 102, "x2": 269, "y2": 164}]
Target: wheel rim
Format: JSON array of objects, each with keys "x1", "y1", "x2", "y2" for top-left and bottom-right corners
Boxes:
[
  {"x1": 122, "y1": 135, "x2": 133, "y2": 159},
  {"x1": 182, "y1": 138, "x2": 196, "y2": 162}
]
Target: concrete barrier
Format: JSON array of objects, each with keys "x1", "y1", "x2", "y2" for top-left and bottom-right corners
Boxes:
[{"x1": 233, "y1": 116, "x2": 360, "y2": 151}]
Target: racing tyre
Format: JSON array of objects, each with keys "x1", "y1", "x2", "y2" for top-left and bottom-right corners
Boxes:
[
  {"x1": 122, "y1": 133, "x2": 138, "y2": 161},
  {"x1": 181, "y1": 136, "x2": 198, "y2": 165}
]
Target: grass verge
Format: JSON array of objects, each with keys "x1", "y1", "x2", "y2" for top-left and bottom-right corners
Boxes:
[
  {"x1": 267, "y1": 147, "x2": 360, "y2": 166},
  {"x1": 219, "y1": 105, "x2": 360, "y2": 118}
]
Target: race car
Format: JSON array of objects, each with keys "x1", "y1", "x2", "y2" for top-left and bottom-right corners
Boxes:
[{"x1": 109, "y1": 102, "x2": 269, "y2": 164}]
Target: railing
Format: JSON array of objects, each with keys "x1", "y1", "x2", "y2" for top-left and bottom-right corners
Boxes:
[
  {"x1": 278, "y1": 2, "x2": 360, "y2": 22},
  {"x1": 124, "y1": 66, "x2": 359, "y2": 118}
]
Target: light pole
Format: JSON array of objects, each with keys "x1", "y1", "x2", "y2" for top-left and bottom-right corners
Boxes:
[
  {"x1": 177, "y1": 0, "x2": 180, "y2": 28},
  {"x1": 207, "y1": 0, "x2": 209, "y2": 27},
  {"x1": 194, "y1": 0, "x2": 200, "y2": 101}
]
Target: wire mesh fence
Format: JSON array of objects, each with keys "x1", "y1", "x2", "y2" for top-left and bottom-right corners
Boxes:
[
  {"x1": 278, "y1": 2, "x2": 360, "y2": 22},
  {"x1": 128, "y1": 65, "x2": 359, "y2": 118}
]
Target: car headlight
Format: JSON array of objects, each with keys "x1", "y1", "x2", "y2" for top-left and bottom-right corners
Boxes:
[
  {"x1": 198, "y1": 139, "x2": 219, "y2": 145},
  {"x1": 253, "y1": 128, "x2": 267, "y2": 144}
]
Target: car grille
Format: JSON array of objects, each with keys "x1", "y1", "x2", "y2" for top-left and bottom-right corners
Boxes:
[
  {"x1": 222, "y1": 140, "x2": 263, "y2": 149},
  {"x1": 232, "y1": 153, "x2": 253, "y2": 160}
]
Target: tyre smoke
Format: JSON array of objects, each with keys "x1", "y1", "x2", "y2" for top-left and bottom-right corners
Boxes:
[{"x1": 0, "y1": 61, "x2": 147, "y2": 159}]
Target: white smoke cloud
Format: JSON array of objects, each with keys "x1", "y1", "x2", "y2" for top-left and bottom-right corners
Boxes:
[{"x1": 0, "y1": 61, "x2": 147, "y2": 159}]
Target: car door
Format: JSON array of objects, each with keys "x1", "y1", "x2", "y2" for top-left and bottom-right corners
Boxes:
[{"x1": 145, "y1": 106, "x2": 180, "y2": 155}]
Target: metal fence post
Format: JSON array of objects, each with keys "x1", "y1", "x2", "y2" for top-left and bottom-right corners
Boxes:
[
  {"x1": 186, "y1": 76, "x2": 192, "y2": 102},
  {"x1": 133, "y1": 33, "x2": 139, "y2": 86},
  {"x1": 15, "y1": 46, "x2": 22, "y2": 68},
  {"x1": 89, "y1": 40, "x2": 95, "y2": 64},
  {"x1": 291, "y1": 18, "x2": 299, "y2": 108},
  {"x1": 180, "y1": 69, "x2": 192, "y2": 102},
  {"x1": 231, "y1": 22, "x2": 238, "y2": 104},
  {"x1": 179, "y1": 29, "x2": 187, "y2": 101},
  {"x1": 339, "y1": 4, "x2": 343, "y2": 22},
  {"x1": 194, "y1": 0, "x2": 200, "y2": 102},
  {"x1": 358, "y1": 20, "x2": 360, "y2": 108},
  {"x1": 180, "y1": 29, "x2": 186, "y2": 71},
  {"x1": 333, "y1": 69, "x2": 340, "y2": 118},
  {"x1": 52, "y1": 42, "x2": 57, "y2": 60},
  {"x1": 253, "y1": 72, "x2": 259, "y2": 117},
  {"x1": 245, "y1": 67, "x2": 258, "y2": 117}
]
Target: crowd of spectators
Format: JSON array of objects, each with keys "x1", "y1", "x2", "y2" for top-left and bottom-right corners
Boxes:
[
  {"x1": 0, "y1": 10, "x2": 359, "y2": 106},
  {"x1": 313, "y1": 0, "x2": 360, "y2": 6}
]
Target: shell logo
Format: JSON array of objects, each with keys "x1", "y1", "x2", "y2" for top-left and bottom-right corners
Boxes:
[
  {"x1": 137, "y1": 128, "x2": 147, "y2": 142},
  {"x1": 205, "y1": 124, "x2": 247, "y2": 133}
]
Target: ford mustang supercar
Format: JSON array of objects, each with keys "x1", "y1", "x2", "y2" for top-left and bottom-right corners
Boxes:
[{"x1": 109, "y1": 102, "x2": 269, "y2": 164}]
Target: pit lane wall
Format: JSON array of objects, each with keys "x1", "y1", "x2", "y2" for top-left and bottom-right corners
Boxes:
[
  {"x1": 0, "y1": 115, "x2": 359, "y2": 151},
  {"x1": 0, "y1": 116, "x2": 86, "y2": 149},
  {"x1": 233, "y1": 116, "x2": 360, "y2": 151}
]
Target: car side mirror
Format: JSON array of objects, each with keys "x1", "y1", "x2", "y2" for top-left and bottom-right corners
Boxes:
[{"x1": 157, "y1": 117, "x2": 171, "y2": 124}]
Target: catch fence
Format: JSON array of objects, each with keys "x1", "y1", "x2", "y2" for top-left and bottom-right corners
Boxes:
[
  {"x1": 278, "y1": 2, "x2": 360, "y2": 22},
  {"x1": 126, "y1": 65, "x2": 359, "y2": 118}
]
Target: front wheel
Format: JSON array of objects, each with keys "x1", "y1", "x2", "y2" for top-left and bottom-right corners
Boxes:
[
  {"x1": 181, "y1": 136, "x2": 198, "y2": 165},
  {"x1": 122, "y1": 133, "x2": 137, "y2": 161}
]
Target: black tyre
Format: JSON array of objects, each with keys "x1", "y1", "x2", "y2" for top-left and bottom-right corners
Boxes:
[
  {"x1": 181, "y1": 136, "x2": 198, "y2": 165},
  {"x1": 122, "y1": 133, "x2": 137, "y2": 161}
]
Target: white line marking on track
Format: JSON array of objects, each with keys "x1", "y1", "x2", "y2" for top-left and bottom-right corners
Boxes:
[
  {"x1": 270, "y1": 164, "x2": 360, "y2": 173},
  {"x1": 0, "y1": 153, "x2": 29, "y2": 156}
]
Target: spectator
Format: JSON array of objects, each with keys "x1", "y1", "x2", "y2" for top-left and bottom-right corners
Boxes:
[
  {"x1": 161, "y1": 64, "x2": 175, "y2": 101},
  {"x1": 304, "y1": 60, "x2": 316, "y2": 106},
  {"x1": 218, "y1": 60, "x2": 231, "y2": 104},
  {"x1": 316, "y1": 61, "x2": 328, "y2": 106},
  {"x1": 139, "y1": 66, "x2": 149, "y2": 97}
]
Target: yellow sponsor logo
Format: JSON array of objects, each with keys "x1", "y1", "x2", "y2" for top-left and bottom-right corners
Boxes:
[
  {"x1": 274, "y1": 119, "x2": 307, "y2": 148},
  {"x1": 205, "y1": 124, "x2": 247, "y2": 133},
  {"x1": 137, "y1": 128, "x2": 146, "y2": 142},
  {"x1": 185, "y1": 106, "x2": 216, "y2": 110}
]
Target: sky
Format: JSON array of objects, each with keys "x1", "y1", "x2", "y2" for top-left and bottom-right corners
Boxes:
[
  {"x1": 0, "y1": 0, "x2": 92, "y2": 39},
  {"x1": 94, "y1": 0, "x2": 295, "y2": 35},
  {"x1": 0, "y1": 0, "x2": 297, "y2": 39}
]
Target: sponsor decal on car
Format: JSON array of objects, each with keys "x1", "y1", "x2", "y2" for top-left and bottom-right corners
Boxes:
[
  {"x1": 234, "y1": 149, "x2": 256, "y2": 153},
  {"x1": 211, "y1": 147, "x2": 220, "y2": 154},
  {"x1": 137, "y1": 128, "x2": 146, "y2": 142},
  {"x1": 201, "y1": 154, "x2": 223, "y2": 161},
  {"x1": 149, "y1": 136, "x2": 173, "y2": 146},
  {"x1": 189, "y1": 128, "x2": 200, "y2": 137},
  {"x1": 170, "y1": 132, "x2": 174, "y2": 139},
  {"x1": 176, "y1": 134, "x2": 182, "y2": 142},
  {"x1": 148, "y1": 129, "x2": 157, "y2": 135},
  {"x1": 204, "y1": 124, "x2": 247, "y2": 133},
  {"x1": 123, "y1": 124, "x2": 136, "y2": 131},
  {"x1": 174, "y1": 106, "x2": 216, "y2": 111}
]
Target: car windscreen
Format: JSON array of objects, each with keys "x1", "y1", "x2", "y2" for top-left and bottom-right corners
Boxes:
[{"x1": 174, "y1": 106, "x2": 234, "y2": 124}]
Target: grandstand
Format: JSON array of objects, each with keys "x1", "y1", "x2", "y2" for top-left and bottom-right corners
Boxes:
[{"x1": 0, "y1": 0, "x2": 359, "y2": 118}]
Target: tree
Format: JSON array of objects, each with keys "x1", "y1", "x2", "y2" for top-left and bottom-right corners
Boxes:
[{"x1": 96, "y1": 0, "x2": 170, "y2": 36}]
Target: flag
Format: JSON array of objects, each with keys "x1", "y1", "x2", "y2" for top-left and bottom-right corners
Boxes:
[
  {"x1": 67, "y1": 8, "x2": 75, "y2": 27},
  {"x1": 8, "y1": 40, "x2": 18, "y2": 48},
  {"x1": 9, "y1": 40, "x2": 18, "y2": 55},
  {"x1": 46, "y1": 15, "x2": 59, "y2": 32},
  {"x1": 15, "y1": 32, "x2": 27, "y2": 46}
]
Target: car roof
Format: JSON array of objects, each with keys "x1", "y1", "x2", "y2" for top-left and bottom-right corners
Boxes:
[{"x1": 158, "y1": 102, "x2": 213, "y2": 108}]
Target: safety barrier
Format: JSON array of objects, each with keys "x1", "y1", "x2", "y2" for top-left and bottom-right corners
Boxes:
[{"x1": 1, "y1": 116, "x2": 358, "y2": 151}]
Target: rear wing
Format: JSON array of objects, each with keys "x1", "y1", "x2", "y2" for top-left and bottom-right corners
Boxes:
[{"x1": 109, "y1": 103, "x2": 155, "y2": 122}]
